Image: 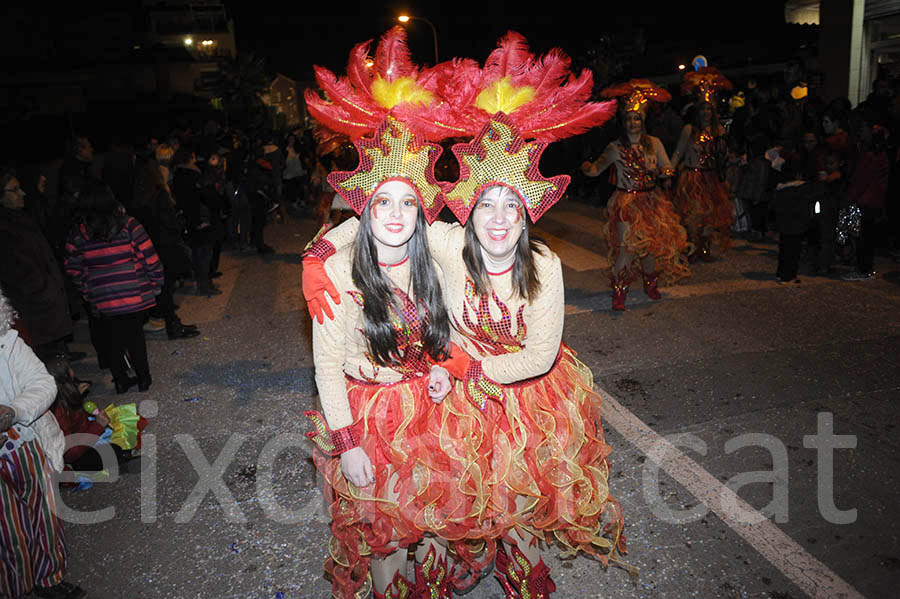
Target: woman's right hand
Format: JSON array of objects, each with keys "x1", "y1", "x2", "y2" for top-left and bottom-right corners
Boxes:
[{"x1": 340, "y1": 446, "x2": 375, "y2": 488}]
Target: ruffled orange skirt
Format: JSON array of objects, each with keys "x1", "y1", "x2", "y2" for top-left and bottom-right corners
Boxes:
[
  {"x1": 607, "y1": 189, "x2": 691, "y2": 283},
  {"x1": 674, "y1": 169, "x2": 734, "y2": 250},
  {"x1": 449, "y1": 346, "x2": 627, "y2": 583},
  {"x1": 315, "y1": 375, "x2": 483, "y2": 599}
]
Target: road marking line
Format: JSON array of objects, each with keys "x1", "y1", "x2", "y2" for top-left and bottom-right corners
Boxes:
[
  {"x1": 535, "y1": 231, "x2": 608, "y2": 272},
  {"x1": 598, "y1": 387, "x2": 865, "y2": 599}
]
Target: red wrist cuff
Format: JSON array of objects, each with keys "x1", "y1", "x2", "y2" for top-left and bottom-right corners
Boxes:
[
  {"x1": 304, "y1": 411, "x2": 360, "y2": 456},
  {"x1": 302, "y1": 225, "x2": 336, "y2": 261}
]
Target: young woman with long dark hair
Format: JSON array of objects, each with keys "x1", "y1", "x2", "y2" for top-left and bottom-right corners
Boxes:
[{"x1": 300, "y1": 29, "x2": 494, "y2": 598}]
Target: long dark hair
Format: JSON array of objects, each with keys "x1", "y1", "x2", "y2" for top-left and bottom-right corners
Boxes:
[
  {"x1": 351, "y1": 200, "x2": 450, "y2": 366},
  {"x1": 690, "y1": 101, "x2": 722, "y2": 136},
  {"x1": 81, "y1": 181, "x2": 126, "y2": 241},
  {"x1": 462, "y1": 193, "x2": 546, "y2": 301}
]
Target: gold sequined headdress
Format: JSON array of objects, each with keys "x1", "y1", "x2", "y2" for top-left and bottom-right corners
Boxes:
[
  {"x1": 326, "y1": 117, "x2": 444, "y2": 222},
  {"x1": 601, "y1": 79, "x2": 672, "y2": 116},
  {"x1": 441, "y1": 32, "x2": 617, "y2": 224},
  {"x1": 305, "y1": 27, "x2": 454, "y2": 222},
  {"x1": 681, "y1": 67, "x2": 733, "y2": 104}
]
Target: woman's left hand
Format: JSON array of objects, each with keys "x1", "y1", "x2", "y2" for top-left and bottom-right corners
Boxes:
[{"x1": 428, "y1": 366, "x2": 451, "y2": 403}]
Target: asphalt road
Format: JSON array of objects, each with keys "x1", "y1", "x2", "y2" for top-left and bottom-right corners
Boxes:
[{"x1": 61, "y1": 201, "x2": 900, "y2": 598}]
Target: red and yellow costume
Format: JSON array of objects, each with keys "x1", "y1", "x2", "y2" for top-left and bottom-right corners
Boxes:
[
  {"x1": 587, "y1": 79, "x2": 690, "y2": 309},
  {"x1": 672, "y1": 68, "x2": 735, "y2": 259},
  {"x1": 303, "y1": 28, "x2": 473, "y2": 599},
  {"x1": 311, "y1": 32, "x2": 626, "y2": 597}
]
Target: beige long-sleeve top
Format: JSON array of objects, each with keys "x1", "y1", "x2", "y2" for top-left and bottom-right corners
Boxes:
[
  {"x1": 319, "y1": 220, "x2": 565, "y2": 385},
  {"x1": 586, "y1": 136, "x2": 673, "y2": 190},
  {"x1": 313, "y1": 247, "x2": 438, "y2": 431}
]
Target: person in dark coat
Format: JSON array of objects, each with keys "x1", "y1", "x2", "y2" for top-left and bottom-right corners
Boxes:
[
  {"x1": 0, "y1": 167, "x2": 73, "y2": 358},
  {"x1": 131, "y1": 158, "x2": 199, "y2": 339},
  {"x1": 172, "y1": 149, "x2": 219, "y2": 295}
]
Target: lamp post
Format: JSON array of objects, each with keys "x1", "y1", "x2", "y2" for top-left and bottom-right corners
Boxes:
[{"x1": 398, "y1": 15, "x2": 439, "y2": 65}]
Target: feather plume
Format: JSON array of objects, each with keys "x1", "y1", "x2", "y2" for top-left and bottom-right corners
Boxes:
[
  {"x1": 374, "y1": 26, "x2": 416, "y2": 82},
  {"x1": 483, "y1": 31, "x2": 532, "y2": 80},
  {"x1": 346, "y1": 39, "x2": 375, "y2": 93},
  {"x1": 527, "y1": 100, "x2": 618, "y2": 142}
]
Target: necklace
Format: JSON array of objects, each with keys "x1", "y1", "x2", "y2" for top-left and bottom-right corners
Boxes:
[{"x1": 378, "y1": 255, "x2": 409, "y2": 271}]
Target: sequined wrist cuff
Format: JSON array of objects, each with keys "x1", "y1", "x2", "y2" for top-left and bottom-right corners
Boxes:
[
  {"x1": 302, "y1": 225, "x2": 335, "y2": 261},
  {"x1": 304, "y1": 411, "x2": 359, "y2": 455},
  {"x1": 464, "y1": 361, "x2": 503, "y2": 411}
]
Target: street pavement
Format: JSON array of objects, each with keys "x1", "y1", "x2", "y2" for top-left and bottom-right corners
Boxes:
[{"x1": 61, "y1": 200, "x2": 900, "y2": 599}]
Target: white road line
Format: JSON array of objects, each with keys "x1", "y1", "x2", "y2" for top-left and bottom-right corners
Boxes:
[
  {"x1": 598, "y1": 387, "x2": 865, "y2": 599},
  {"x1": 536, "y1": 231, "x2": 608, "y2": 272}
]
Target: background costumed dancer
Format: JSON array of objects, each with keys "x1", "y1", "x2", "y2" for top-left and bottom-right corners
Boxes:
[
  {"x1": 671, "y1": 67, "x2": 735, "y2": 262},
  {"x1": 581, "y1": 79, "x2": 690, "y2": 311}
]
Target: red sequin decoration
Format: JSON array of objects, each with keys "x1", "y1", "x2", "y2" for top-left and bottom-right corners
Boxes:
[{"x1": 453, "y1": 279, "x2": 526, "y2": 356}]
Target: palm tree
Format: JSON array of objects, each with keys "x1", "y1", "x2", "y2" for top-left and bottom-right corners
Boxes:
[{"x1": 212, "y1": 52, "x2": 269, "y2": 127}]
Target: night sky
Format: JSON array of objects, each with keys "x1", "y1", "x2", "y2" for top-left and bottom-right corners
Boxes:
[{"x1": 224, "y1": 1, "x2": 790, "y2": 81}]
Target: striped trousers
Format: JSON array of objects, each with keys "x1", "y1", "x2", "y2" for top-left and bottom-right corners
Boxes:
[{"x1": 0, "y1": 439, "x2": 67, "y2": 598}]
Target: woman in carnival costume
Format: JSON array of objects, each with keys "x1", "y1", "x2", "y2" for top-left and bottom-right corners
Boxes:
[
  {"x1": 305, "y1": 32, "x2": 629, "y2": 597},
  {"x1": 671, "y1": 67, "x2": 735, "y2": 262},
  {"x1": 301, "y1": 28, "x2": 484, "y2": 599},
  {"x1": 581, "y1": 79, "x2": 690, "y2": 311}
]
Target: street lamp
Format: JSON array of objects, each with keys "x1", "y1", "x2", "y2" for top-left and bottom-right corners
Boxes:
[{"x1": 397, "y1": 14, "x2": 438, "y2": 65}]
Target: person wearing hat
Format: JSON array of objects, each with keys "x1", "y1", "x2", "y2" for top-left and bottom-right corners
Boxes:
[
  {"x1": 671, "y1": 67, "x2": 736, "y2": 262},
  {"x1": 582, "y1": 79, "x2": 691, "y2": 310}
]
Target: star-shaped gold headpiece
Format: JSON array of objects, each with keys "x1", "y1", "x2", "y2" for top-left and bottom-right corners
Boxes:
[
  {"x1": 327, "y1": 116, "x2": 445, "y2": 223},
  {"x1": 442, "y1": 113, "x2": 569, "y2": 224}
]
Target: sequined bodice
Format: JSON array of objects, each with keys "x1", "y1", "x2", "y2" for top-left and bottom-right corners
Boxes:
[
  {"x1": 347, "y1": 288, "x2": 430, "y2": 381},
  {"x1": 452, "y1": 279, "x2": 526, "y2": 356},
  {"x1": 687, "y1": 130, "x2": 717, "y2": 169},
  {"x1": 616, "y1": 143, "x2": 657, "y2": 190}
]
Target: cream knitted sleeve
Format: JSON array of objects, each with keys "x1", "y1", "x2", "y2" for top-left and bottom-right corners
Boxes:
[
  {"x1": 480, "y1": 250, "x2": 565, "y2": 384},
  {"x1": 311, "y1": 257, "x2": 354, "y2": 431}
]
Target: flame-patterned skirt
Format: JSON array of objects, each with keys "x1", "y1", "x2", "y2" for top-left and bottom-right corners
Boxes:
[
  {"x1": 673, "y1": 168, "x2": 734, "y2": 250},
  {"x1": 449, "y1": 345, "x2": 628, "y2": 586},
  {"x1": 313, "y1": 374, "x2": 484, "y2": 599},
  {"x1": 606, "y1": 188, "x2": 691, "y2": 283}
]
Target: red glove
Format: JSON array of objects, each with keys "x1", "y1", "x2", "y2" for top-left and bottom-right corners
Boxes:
[
  {"x1": 439, "y1": 342, "x2": 471, "y2": 380},
  {"x1": 302, "y1": 257, "x2": 340, "y2": 324}
]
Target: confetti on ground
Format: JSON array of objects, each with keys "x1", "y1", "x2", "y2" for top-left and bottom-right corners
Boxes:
[{"x1": 184, "y1": 397, "x2": 204, "y2": 403}]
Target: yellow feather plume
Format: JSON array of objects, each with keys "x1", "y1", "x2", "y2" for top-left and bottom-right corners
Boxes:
[
  {"x1": 371, "y1": 76, "x2": 433, "y2": 109},
  {"x1": 475, "y1": 77, "x2": 535, "y2": 115}
]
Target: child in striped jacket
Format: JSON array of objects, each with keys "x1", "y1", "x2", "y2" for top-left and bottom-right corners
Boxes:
[{"x1": 65, "y1": 183, "x2": 163, "y2": 393}]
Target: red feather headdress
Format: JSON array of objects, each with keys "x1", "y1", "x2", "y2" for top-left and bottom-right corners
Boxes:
[
  {"x1": 305, "y1": 27, "x2": 448, "y2": 222},
  {"x1": 601, "y1": 79, "x2": 672, "y2": 115},
  {"x1": 681, "y1": 67, "x2": 733, "y2": 104},
  {"x1": 441, "y1": 32, "x2": 617, "y2": 224}
]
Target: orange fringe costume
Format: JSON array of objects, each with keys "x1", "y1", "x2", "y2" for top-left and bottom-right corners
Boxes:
[
  {"x1": 604, "y1": 150, "x2": 691, "y2": 285},
  {"x1": 586, "y1": 79, "x2": 691, "y2": 309},
  {"x1": 672, "y1": 67, "x2": 735, "y2": 258}
]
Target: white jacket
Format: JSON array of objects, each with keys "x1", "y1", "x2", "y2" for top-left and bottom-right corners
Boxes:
[{"x1": 0, "y1": 330, "x2": 64, "y2": 472}]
